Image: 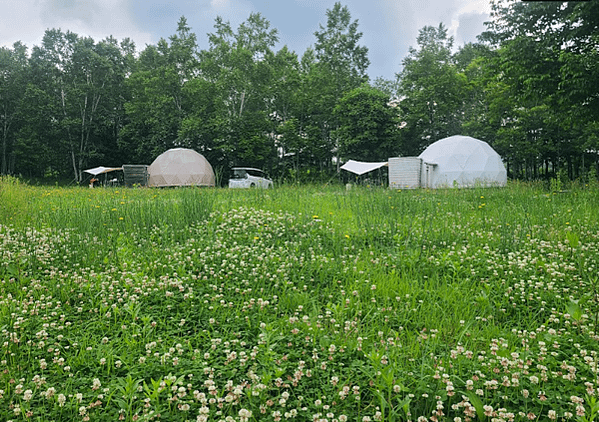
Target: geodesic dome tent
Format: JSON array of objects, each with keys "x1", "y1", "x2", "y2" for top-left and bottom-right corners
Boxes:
[
  {"x1": 148, "y1": 148, "x2": 215, "y2": 187},
  {"x1": 418, "y1": 135, "x2": 507, "y2": 188}
]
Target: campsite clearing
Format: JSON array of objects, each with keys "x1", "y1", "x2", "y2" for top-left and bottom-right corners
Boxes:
[{"x1": 1, "y1": 178, "x2": 598, "y2": 421}]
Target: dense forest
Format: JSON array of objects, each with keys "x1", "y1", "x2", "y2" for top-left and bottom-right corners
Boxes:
[{"x1": 0, "y1": 0, "x2": 597, "y2": 184}]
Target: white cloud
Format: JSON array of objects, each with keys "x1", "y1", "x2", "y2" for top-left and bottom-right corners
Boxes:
[
  {"x1": 380, "y1": 0, "x2": 490, "y2": 45},
  {"x1": 456, "y1": 0, "x2": 491, "y2": 16},
  {"x1": 449, "y1": 0, "x2": 491, "y2": 45},
  {"x1": 293, "y1": 1, "x2": 328, "y2": 8},
  {"x1": 0, "y1": 0, "x2": 45, "y2": 48},
  {"x1": 201, "y1": 0, "x2": 254, "y2": 29},
  {"x1": 210, "y1": 0, "x2": 230, "y2": 11},
  {"x1": 0, "y1": 0, "x2": 153, "y2": 51},
  {"x1": 0, "y1": 0, "x2": 494, "y2": 79}
]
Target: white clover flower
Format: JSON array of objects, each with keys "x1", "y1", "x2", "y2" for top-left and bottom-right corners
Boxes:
[
  {"x1": 239, "y1": 408, "x2": 252, "y2": 422},
  {"x1": 57, "y1": 393, "x2": 67, "y2": 406},
  {"x1": 23, "y1": 389, "x2": 33, "y2": 401}
]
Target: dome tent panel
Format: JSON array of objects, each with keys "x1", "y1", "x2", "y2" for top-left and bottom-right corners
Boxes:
[
  {"x1": 148, "y1": 148, "x2": 215, "y2": 187},
  {"x1": 418, "y1": 135, "x2": 507, "y2": 188}
]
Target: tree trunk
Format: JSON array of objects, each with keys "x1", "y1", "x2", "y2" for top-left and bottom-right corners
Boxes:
[
  {"x1": 1, "y1": 130, "x2": 6, "y2": 175},
  {"x1": 1, "y1": 110, "x2": 12, "y2": 175}
]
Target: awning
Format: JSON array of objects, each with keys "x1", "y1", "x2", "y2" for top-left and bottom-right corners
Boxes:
[
  {"x1": 340, "y1": 160, "x2": 388, "y2": 176},
  {"x1": 83, "y1": 166, "x2": 123, "y2": 176}
]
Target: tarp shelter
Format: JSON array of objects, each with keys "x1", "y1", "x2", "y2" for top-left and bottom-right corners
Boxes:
[
  {"x1": 340, "y1": 160, "x2": 388, "y2": 176},
  {"x1": 418, "y1": 135, "x2": 507, "y2": 188},
  {"x1": 148, "y1": 148, "x2": 215, "y2": 187},
  {"x1": 83, "y1": 166, "x2": 123, "y2": 176},
  {"x1": 83, "y1": 166, "x2": 123, "y2": 186}
]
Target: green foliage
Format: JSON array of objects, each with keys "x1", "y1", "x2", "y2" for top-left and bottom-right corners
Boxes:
[
  {"x1": 120, "y1": 65, "x2": 184, "y2": 163},
  {"x1": 26, "y1": 30, "x2": 133, "y2": 182},
  {"x1": 120, "y1": 18, "x2": 199, "y2": 165},
  {"x1": 397, "y1": 24, "x2": 467, "y2": 155},
  {"x1": 314, "y1": 2, "x2": 370, "y2": 85},
  {"x1": 477, "y1": 0, "x2": 599, "y2": 180},
  {"x1": 0, "y1": 176, "x2": 36, "y2": 225},
  {"x1": 312, "y1": 2, "x2": 371, "y2": 169},
  {"x1": 333, "y1": 85, "x2": 400, "y2": 161},
  {"x1": 0, "y1": 42, "x2": 29, "y2": 175},
  {"x1": 197, "y1": 13, "x2": 279, "y2": 170},
  {"x1": 2, "y1": 0, "x2": 598, "y2": 185}
]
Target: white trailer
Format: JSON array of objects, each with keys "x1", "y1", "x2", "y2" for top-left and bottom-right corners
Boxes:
[{"x1": 388, "y1": 157, "x2": 422, "y2": 189}]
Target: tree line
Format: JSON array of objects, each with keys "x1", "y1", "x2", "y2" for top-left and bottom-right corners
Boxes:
[{"x1": 1, "y1": 0, "x2": 597, "y2": 183}]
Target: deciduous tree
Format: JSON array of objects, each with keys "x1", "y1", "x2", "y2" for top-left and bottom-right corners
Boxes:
[
  {"x1": 333, "y1": 85, "x2": 400, "y2": 161},
  {"x1": 120, "y1": 17, "x2": 198, "y2": 164},
  {"x1": 397, "y1": 24, "x2": 467, "y2": 155},
  {"x1": 313, "y1": 2, "x2": 370, "y2": 170},
  {"x1": 197, "y1": 13, "x2": 279, "y2": 170},
  {"x1": 0, "y1": 42, "x2": 28, "y2": 175}
]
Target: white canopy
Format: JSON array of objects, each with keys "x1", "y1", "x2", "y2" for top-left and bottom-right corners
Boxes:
[
  {"x1": 340, "y1": 160, "x2": 388, "y2": 176},
  {"x1": 83, "y1": 166, "x2": 123, "y2": 176}
]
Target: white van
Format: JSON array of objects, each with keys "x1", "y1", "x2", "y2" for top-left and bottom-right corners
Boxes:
[{"x1": 228, "y1": 167, "x2": 273, "y2": 189}]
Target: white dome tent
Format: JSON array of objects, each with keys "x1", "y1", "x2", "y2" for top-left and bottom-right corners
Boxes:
[
  {"x1": 148, "y1": 148, "x2": 215, "y2": 187},
  {"x1": 418, "y1": 135, "x2": 507, "y2": 188}
]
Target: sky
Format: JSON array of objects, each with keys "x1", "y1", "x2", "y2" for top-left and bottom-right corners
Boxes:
[{"x1": 0, "y1": 0, "x2": 492, "y2": 81}]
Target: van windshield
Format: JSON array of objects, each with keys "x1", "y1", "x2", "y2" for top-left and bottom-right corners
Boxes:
[
  {"x1": 231, "y1": 169, "x2": 248, "y2": 179},
  {"x1": 246, "y1": 169, "x2": 265, "y2": 177}
]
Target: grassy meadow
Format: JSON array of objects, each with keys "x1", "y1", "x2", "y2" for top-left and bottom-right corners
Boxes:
[{"x1": 1, "y1": 176, "x2": 598, "y2": 422}]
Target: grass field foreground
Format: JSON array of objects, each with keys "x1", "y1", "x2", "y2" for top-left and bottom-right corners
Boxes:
[{"x1": 1, "y1": 176, "x2": 599, "y2": 422}]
